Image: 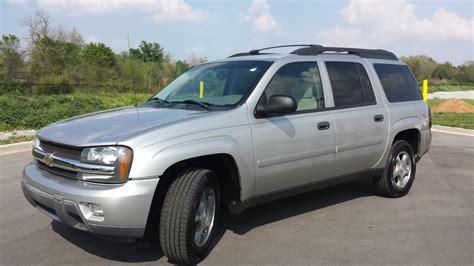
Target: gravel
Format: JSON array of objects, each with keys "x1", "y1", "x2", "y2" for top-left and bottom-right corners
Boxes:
[
  {"x1": 428, "y1": 90, "x2": 474, "y2": 99},
  {"x1": 0, "y1": 130, "x2": 36, "y2": 141}
]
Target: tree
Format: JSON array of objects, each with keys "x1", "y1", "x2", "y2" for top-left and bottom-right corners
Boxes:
[
  {"x1": 21, "y1": 10, "x2": 52, "y2": 43},
  {"x1": 30, "y1": 37, "x2": 81, "y2": 77},
  {"x1": 456, "y1": 61, "x2": 474, "y2": 84},
  {"x1": 187, "y1": 53, "x2": 207, "y2": 66},
  {"x1": 401, "y1": 55, "x2": 438, "y2": 82},
  {"x1": 168, "y1": 60, "x2": 189, "y2": 80},
  {"x1": 0, "y1": 34, "x2": 24, "y2": 81},
  {"x1": 82, "y1": 42, "x2": 115, "y2": 67},
  {"x1": 129, "y1": 41, "x2": 164, "y2": 63},
  {"x1": 22, "y1": 10, "x2": 84, "y2": 47},
  {"x1": 433, "y1": 62, "x2": 457, "y2": 81}
]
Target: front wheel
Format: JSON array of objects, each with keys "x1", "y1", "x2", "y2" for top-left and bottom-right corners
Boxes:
[
  {"x1": 159, "y1": 168, "x2": 220, "y2": 264},
  {"x1": 375, "y1": 140, "x2": 416, "y2": 197}
]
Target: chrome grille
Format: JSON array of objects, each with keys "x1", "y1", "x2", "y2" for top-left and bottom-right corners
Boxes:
[
  {"x1": 33, "y1": 146, "x2": 115, "y2": 179},
  {"x1": 40, "y1": 141, "x2": 82, "y2": 160}
]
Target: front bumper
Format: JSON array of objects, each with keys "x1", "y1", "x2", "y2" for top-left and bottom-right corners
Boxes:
[{"x1": 22, "y1": 162, "x2": 159, "y2": 239}]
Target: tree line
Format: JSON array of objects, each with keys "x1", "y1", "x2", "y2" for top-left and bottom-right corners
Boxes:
[
  {"x1": 0, "y1": 11, "x2": 204, "y2": 95},
  {"x1": 1, "y1": 11, "x2": 472, "y2": 97},
  {"x1": 400, "y1": 55, "x2": 473, "y2": 85}
]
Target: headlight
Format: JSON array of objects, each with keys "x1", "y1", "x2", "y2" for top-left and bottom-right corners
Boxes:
[
  {"x1": 82, "y1": 147, "x2": 119, "y2": 165},
  {"x1": 32, "y1": 136, "x2": 41, "y2": 150},
  {"x1": 80, "y1": 146, "x2": 133, "y2": 183}
]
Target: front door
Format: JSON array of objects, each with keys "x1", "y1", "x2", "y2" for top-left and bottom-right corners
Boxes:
[{"x1": 249, "y1": 62, "x2": 336, "y2": 195}]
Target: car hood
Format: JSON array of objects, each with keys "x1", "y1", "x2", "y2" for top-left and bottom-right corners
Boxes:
[{"x1": 36, "y1": 106, "x2": 206, "y2": 147}]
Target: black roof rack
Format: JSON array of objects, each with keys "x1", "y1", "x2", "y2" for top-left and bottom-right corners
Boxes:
[{"x1": 229, "y1": 44, "x2": 398, "y2": 60}]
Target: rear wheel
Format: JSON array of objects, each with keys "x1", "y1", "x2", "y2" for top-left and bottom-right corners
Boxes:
[
  {"x1": 159, "y1": 168, "x2": 219, "y2": 264},
  {"x1": 375, "y1": 140, "x2": 416, "y2": 197}
]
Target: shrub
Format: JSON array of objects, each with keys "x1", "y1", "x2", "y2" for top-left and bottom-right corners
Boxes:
[
  {"x1": 31, "y1": 74, "x2": 73, "y2": 95},
  {"x1": 0, "y1": 94, "x2": 105, "y2": 129}
]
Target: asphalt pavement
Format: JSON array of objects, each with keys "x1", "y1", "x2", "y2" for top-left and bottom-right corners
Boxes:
[{"x1": 0, "y1": 131, "x2": 473, "y2": 265}]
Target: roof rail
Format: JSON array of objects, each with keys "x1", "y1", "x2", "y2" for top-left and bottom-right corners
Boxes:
[
  {"x1": 291, "y1": 45, "x2": 398, "y2": 60},
  {"x1": 228, "y1": 44, "x2": 315, "y2": 57},
  {"x1": 229, "y1": 44, "x2": 398, "y2": 60}
]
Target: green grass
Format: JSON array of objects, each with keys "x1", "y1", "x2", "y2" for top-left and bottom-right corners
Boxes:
[
  {"x1": 427, "y1": 98, "x2": 446, "y2": 107},
  {"x1": 432, "y1": 113, "x2": 474, "y2": 129},
  {"x1": 428, "y1": 85, "x2": 474, "y2": 93},
  {"x1": 463, "y1": 99, "x2": 474, "y2": 105},
  {"x1": 427, "y1": 99, "x2": 474, "y2": 129}
]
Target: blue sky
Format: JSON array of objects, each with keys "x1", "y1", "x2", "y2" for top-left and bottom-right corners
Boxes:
[{"x1": 1, "y1": 0, "x2": 473, "y2": 65}]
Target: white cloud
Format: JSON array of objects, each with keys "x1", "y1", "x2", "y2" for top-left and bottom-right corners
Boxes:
[
  {"x1": 318, "y1": 0, "x2": 473, "y2": 46},
  {"x1": 6, "y1": 0, "x2": 30, "y2": 8},
  {"x1": 36, "y1": 0, "x2": 208, "y2": 23},
  {"x1": 37, "y1": 0, "x2": 154, "y2": 13},
  {"x1": 244, "y1": 0, "x2": 279, "y2": 32},
  {"x1": 153, "y1": 0, "x2": 208, "y2": 23}
]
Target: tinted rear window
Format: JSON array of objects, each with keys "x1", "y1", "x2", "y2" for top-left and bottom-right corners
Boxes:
[
  {"x1": 326, "y1": 62, "x2": 376, "y2": 107},
  {"x1": 374, "y1": 64, "x2": 422, "y2": 102}
]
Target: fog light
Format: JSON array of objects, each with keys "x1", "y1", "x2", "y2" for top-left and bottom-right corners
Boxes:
[
  {"x1": 79, "y1": 202, "x2": 105, "y2": 222},
  {"x1": 88, "y1": 203, "x2": 104, "y2": 217}
]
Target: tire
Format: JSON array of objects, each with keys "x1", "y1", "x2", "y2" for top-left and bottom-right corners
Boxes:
[
  {"x1": 159, "y1": 168, "x2": 220, "y2": 264},
  {"x1": 375, "y1": 140, "x2": 416, "y2": 197}
]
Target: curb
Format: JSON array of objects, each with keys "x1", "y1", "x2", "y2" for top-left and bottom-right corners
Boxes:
[
  {"x1": 431, "y1": 125, "x2": 474, "y2": 137},
  {"x1": 0, "y1": 141, "x2": 32, "y2": 156}
]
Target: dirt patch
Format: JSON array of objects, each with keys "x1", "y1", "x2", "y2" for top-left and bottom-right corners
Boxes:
[{"x1": 431, "y1": 99, "x2": 474, "y2": 113}]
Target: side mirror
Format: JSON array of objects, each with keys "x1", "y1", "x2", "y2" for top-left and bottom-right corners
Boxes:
[{"x1": 256, "y1": 95, "x2": 297, "y2": 116}]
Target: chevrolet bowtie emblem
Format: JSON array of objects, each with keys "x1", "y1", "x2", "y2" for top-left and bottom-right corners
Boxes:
[{"x1": 43, "y1": 153, "x2": 54, "y2": 167}]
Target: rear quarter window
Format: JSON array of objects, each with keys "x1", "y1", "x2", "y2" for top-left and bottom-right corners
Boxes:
[{"x1": 373, "y1": 64, "x2": 422, "y2": 102}]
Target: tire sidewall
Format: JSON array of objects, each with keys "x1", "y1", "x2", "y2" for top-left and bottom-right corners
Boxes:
[
  {"x1": 188, "y1": 171, "x2": 220, "y2": 260},
  {"x1": 387, "y1": 140, "x2": 416, "y2": 195}
]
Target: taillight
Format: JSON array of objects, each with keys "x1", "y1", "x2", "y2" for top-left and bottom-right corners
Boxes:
[{"x1": 428, "y1": 107, "x2": 432, "y2": 129}]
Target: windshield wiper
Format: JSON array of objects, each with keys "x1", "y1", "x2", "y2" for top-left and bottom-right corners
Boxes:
[
  {"x1": 148, "y1": 97, "x2": 170, "y2": 105},
  {"x1": 171, "y1": 99, "x2": 211, "y2": 110}
]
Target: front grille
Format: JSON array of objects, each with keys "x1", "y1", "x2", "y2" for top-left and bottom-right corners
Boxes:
[
  {"x1": 37, "y1": 161, "x2": 79, "y2": 180},
  {"x1": 40, "y1": 141, "x2": 83, "y2": 160}
]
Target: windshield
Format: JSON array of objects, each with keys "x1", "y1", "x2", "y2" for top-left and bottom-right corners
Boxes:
[{"x1": 154, "y1": 61, "x2": 272, "y2": 106}]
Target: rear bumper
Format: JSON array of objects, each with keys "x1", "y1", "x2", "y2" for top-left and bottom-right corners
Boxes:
[
  {"x1": 22, "y1": 162, "x2": 159, "y2": 239},
  {"x1": 417, "y1": 129, "x2": 431, "y2": 161}
]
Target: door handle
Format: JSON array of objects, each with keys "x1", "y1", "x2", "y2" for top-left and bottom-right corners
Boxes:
[
  {"x1": 374, "y1": 114, "x2": 384, "y2": 122},
  {"x1": 317, "y1": 121, "x2": 330, "y2": 130}
]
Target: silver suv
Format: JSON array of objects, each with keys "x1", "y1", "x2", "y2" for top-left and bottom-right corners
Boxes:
[{"x1": 22, "y1": 45, "x2": 431, "y2": 264}]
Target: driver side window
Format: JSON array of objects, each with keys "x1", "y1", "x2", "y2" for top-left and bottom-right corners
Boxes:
[{"x1": 261, "y1": 62, "x2": 325, "y2": 112}]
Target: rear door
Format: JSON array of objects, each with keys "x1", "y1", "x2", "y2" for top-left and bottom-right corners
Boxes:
[{"x1": 323, "y1": 60, "x2": 389, "y2": 177}]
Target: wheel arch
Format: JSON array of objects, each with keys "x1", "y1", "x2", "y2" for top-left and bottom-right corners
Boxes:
[
  {"x1": 142, "y1": 152, "x2": 243, "y2": 240},
  {"x1": 393, "y1": 128, "x2": 421, "y2": 156},
  {"x1": 376, "y1": 117, "x2": 422, "y2": 168}
]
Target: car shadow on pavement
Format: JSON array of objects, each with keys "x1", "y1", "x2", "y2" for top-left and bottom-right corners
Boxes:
[
  {"x1": 224, "y1": 178, "x2": 375, "y2": 235},
  {"x1": 51, "y1": 221, "x2": 164, "y2": 263},
  {"x1": 51, "y1": 178, "x2": 374, "y2": 263}
]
